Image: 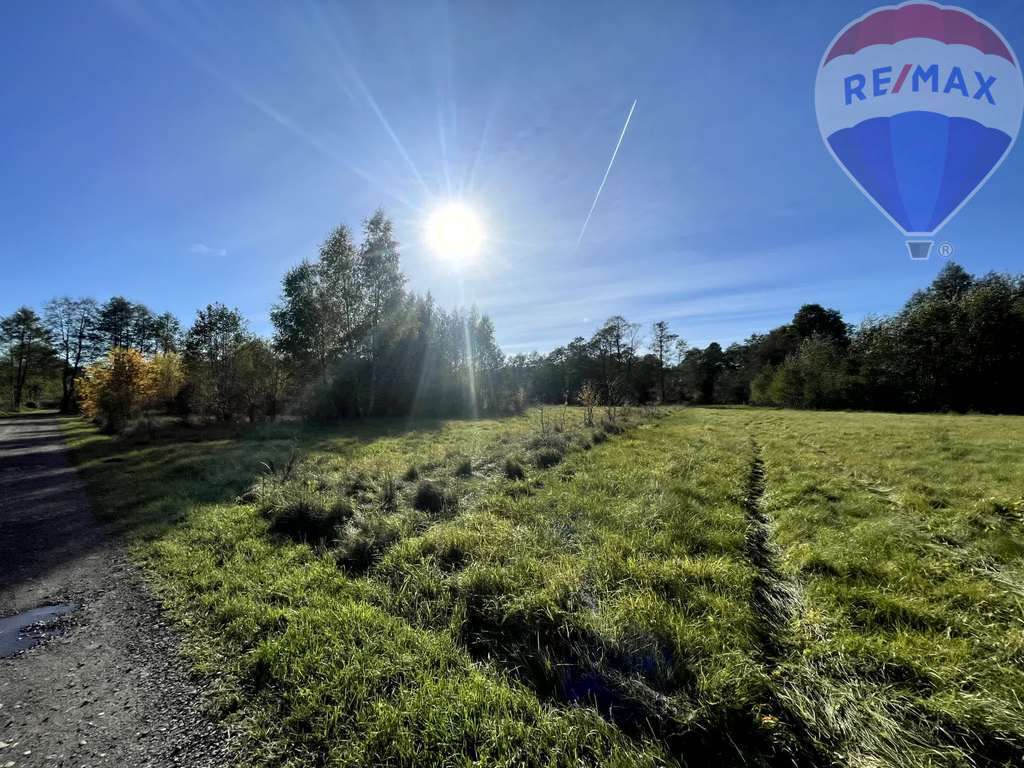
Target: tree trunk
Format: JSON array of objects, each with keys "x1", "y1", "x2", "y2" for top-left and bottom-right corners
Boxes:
[
  {"x1": 367, "y1": 327, "x2": 377, "y2": 416},
  {"x1": 658, "y1": 351, "x2": 666, "y2": 403},
  {"x1": 13, "y1": 353, "x2": 29, "y2": 408},
  {"x1": 368, "y1": 358, "x2": 376, "y2": 416},
  {"x1": 60, "y1": 366, "x2": 74, "y2": 413}
]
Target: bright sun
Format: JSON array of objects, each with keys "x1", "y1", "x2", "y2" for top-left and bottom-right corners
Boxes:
[{"x1": 424, "y1": 202, "x2": 484, "y2": 266}]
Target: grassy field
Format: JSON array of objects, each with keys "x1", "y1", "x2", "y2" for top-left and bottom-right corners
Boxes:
[{"x1": 63, "y1": 407, "x2": 1024, "y2": 767}]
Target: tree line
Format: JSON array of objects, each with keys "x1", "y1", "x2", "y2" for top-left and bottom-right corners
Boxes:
[
  {"x1": 3, "y1": 209, "x2": 1022, "y2": 426},
  {"x1": 0, "y1": 210, "x2": 504, "y2": 428},
  {"x1": 0, "y1": 297, "x2": 180, "y2": 414},
  {"x1": 517, "y1": 262, "x2": 1024, "y2": 413}
]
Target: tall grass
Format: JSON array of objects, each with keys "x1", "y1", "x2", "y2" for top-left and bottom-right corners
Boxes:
[{"x1": 61, "y1": 406, "x2": 1024, "y2": 766}]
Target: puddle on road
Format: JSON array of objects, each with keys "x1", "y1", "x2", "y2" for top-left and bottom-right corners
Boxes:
[{"x1": 0, "y1": 603, "x2": 79, "y2": 657}]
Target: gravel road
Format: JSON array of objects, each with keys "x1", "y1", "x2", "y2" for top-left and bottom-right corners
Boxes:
[{"x1": 0, "y1": 413, "x2": 236, "y2": 767}]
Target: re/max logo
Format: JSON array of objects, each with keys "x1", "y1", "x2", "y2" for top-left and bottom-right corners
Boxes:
[{"x1": 844, "y1": 65, "x2": 997, "y2": 105}]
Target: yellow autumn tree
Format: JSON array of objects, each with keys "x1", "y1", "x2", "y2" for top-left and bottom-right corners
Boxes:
[
  {"x1": 80, "y1": 348, "x2": 155, "y2": 432},
  {"x1": 149, "y1": 351, "x2": 184, "y2": 413}
]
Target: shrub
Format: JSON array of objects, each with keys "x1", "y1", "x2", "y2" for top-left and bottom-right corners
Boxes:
[
  {"x1": 503, "y1": 457, "x2": 526, "y2": 480},
  {"x1": 413, "y1": 480, "x2": 454, "y2": 515},
  {"x1": 454, "y1": 458, "x2": 473, "y2": 478},
  {"x1": 601, "y1": 420, "x2": 624, "y2": 435},
  {"x1": 578, "y1": 381, "x2": 600, "y2": 426},
  {"x1": 267, "y1": 494, "x2": 353, "y2": 543},
  {"x1": 592, "y1": 430, "x2": 609, "y2": 444},
  {"x1": 402, "y1": 465, "x2": 419, "y2": 482},
  {"x1": 533, "y1": 447, "x2": 564, "y2": 469}
]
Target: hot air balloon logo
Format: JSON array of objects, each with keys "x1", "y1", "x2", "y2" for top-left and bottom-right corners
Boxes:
[{"x1": 815, "y1": 2, "x2": 1024, "y2": 259}]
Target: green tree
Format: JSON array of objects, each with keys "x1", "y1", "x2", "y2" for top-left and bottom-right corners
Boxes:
[
  {"x1": 235, "y1": 338, "x2": 286, "y2": 422},
  {"x1": 94, "y1": 297, "x2": 163, "y2": 354},
  {"x1": 152, "y1": 312, "x2": 182, "y2": 353},
  {"x1": 1, "y1": 307, "x2": 53, "y2": 409},
  {"x1": 591, "y1": 316, "x2": 640, "y2": 404},
  {"x1": 792, "y1": 303, "x2": 850, "y2": 346},
  {"x1": 470, "y1": 311, "x2": 504, "y2": 413},
  {"x1": 95, "y1": 297, "x2": 136, "y2": 352},
  {"x1": 184, "y1": 303, "x2": 250, "y2": 420},
  {"x1": 272, "y1": 224, "x2": 364, "y2": 383},
  {"x1": 650, "y1": 320, "x2": 680, "y2": 403},
  {"x1": 693, "y1": 342, "x2": 725, "y2": 404},
  {"x1": 789, "y1": 337, "x2": 852, "y2": 408},
  {"x1": 358, "y1": 210, "x2": 405, "y2": 414},
  {"x1": 44, "y1": 297, "x2": 98, "y2": 413}
]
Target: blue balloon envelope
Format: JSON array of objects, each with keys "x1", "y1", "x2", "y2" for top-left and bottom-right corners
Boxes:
[{"x1": 815, "y1": 2, "x2": 1023, "y2": 241}]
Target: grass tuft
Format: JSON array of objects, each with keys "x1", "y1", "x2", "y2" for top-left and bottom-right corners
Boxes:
[
  {"x1": 266, "y1": 494, "x2": 352, "y2": 543},
  {"x1": 377, "y1": 473, "x2": 399, "y2": 512},
  {"x1": 532, "y1": 447, "x2": 564, "y2": 469},
  {"x1": 335, "y1": 512, "x2": 402, "y2": 573},
  {"x1": 413, "y1": 479, "x2": 454, "y2": 515},
  {"x1": 527, "y1": 432, "x2": 570, "y2": 453},
  {"x1": 503, "y1": 457, "x2": 526, "y2": 480},
  {"x1": 601, "y1": 420, "x2": 624, "y2": 435}
]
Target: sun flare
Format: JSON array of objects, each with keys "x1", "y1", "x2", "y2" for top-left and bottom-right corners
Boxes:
[{"x1": 424, "y1": 202, "x2": 484, "y2": 266}]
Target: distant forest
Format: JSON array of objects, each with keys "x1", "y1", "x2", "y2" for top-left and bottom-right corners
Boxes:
[{"x1": 3, "y1": 209, "x2": 1023, "y2": 428}]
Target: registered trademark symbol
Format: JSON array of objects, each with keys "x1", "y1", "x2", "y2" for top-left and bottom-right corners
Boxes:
[{"x1": 938, "y1": 242, "x2": 954, "y2": 258}]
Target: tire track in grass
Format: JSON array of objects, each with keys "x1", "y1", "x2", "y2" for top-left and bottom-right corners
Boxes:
[
  {"x1": 740, "y1": 436, "x2": 919, "y2": 768},
  {"x1": 739, "y1": 438, "x2": 833, "y2": 767},
  {"x1": 743, "y1": 438, "x2": 801, "y2": 660},
  {"x1": 436, "y1": 422, "x2": 807, "y2": 765}
]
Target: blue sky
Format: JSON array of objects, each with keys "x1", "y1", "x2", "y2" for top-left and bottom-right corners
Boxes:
[{"x1": 2, "y1": 1, "x2": 1023, "y2": 353}]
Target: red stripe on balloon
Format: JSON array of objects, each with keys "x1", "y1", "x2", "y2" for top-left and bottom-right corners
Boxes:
[
  {"x1": 891, "y1": 64, "x2": 912, "y2": 93},
  {"x1": 823, "y1": 4, "x2": 1015, "y2": 67}
]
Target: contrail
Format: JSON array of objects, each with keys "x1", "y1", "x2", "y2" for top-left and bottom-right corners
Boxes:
[{"x1": 577, "y1": 99, "x2": 637, "y2": 246}]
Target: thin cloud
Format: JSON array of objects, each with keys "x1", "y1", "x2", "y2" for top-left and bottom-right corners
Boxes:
[{"x1": 190, "y1": 242, "x2": 228, "y2": 257}]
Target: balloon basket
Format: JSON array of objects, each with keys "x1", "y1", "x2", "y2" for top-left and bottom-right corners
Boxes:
[{"x1": 906, "y1": 241, "x2": 932, "y2": 260}]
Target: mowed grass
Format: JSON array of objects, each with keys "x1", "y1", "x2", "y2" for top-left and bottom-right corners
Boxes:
[{"x1": 62, "y1": 407, "x2": 1024, "y2": 767}]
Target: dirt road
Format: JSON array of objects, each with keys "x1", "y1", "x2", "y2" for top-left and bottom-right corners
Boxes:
[{"x1": 0, "y1": 413, "x2": 234, "y2": 767}]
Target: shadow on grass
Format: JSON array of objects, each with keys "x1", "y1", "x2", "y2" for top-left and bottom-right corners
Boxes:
[
  {"x1": 456, "y1": 585, "x2": 821, "y2": 767},
  {"x1": 62, "y1": 415, "x2": 457, "y2": 544},
  {"x1": 1, "y1": 408, "x2": 63, "y2": 420}
]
